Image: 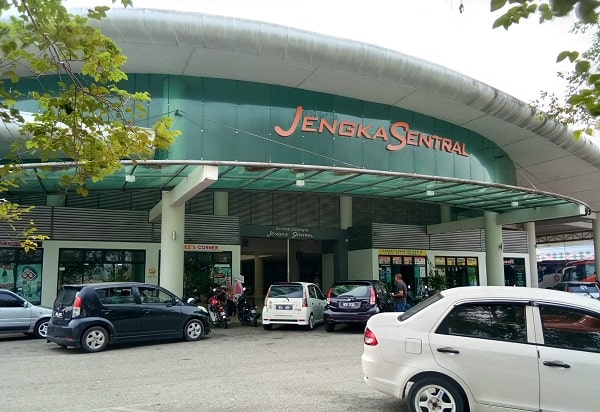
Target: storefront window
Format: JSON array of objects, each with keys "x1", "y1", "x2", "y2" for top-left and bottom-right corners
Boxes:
[
  {"x1": 378, "y1": 252, "x2": 427, "y2": 300},
  {"x1": 0, "y1": 247, "x2": 44, "y2": 304},
  {"x1": 183, "y1": 251, "x2": 232, "y2": 300},
  {"x1": 58, "y1": 248, "x2": 146, "y2": 286},
  {"x1": 433, "y1": 256, "x2": 479, "y2": 289},
  {"x1": 504, "y1": 258, "x2": 526, "y2": 286}
]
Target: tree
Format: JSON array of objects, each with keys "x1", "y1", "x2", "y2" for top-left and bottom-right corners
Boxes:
[
  {"x1": 491, "y1": 0, "x2": 600, "y2": 138},
  {"x1": 0, "y1": 0, "x2": 179, "y2": 249}
]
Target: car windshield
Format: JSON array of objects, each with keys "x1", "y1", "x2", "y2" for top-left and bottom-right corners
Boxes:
[
  {"x1": 567, "y1": 284, "x2": 599, "y2": 294},
  {"x1": 269, "y1": 285, "x2": 303, "y2": 298},
  {"x1": 331, "y1": 284, "x2": 370, "y2": 298},
  {"x1": 398, "y1": 292, "x2": 443, "y2": 321}
]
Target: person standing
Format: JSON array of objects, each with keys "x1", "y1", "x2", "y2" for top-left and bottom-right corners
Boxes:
[{"x1": 393, "y1": 273, "x2": 408, "y2": 312}]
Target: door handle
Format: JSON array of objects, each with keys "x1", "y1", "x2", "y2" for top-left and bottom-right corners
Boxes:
[
  {"x1": 143, "y1": 309, "x2": 151, "y2": 314},
  {"x1": 543, "y1": 360, "x2": 571, "y2": 368},
  {"x1": 437, "y1": 347, "x2": 460, "y2": 354},
  {"x1": 101, "y1": 310, "x2": 111, "y2": 315}
]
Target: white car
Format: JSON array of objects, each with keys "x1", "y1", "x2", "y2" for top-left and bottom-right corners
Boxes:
[
  {"x1": 262, "y1": 282, "x2": 326, "y2": 330},
  {"x1": 362, "y1": 286, "x2": 600, "y2": 412},
  {"x1": 0, "y1": 289, "x2": 52, "y2": 339}
]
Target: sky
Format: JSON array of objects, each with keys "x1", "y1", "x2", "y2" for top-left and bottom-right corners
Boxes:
[{"x1": 65, "y1": 0, "x2": 591, "y2": 104}]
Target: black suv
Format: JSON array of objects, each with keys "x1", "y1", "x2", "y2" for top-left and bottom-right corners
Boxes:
[
  {"x1": 323, "y1": 280, "x2": 395, "y2": 332},
  {"x1": 47, "y1": 282, "x2": 211, "y2": 352}
]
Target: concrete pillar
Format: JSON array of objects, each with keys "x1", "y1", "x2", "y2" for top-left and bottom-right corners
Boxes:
[
  {"x1": 254, "y1": 256, "x2": 264, "y2": 304},
  {"x1": 340, "y1": 196, "x2": 352, "y2": 229},
  {"x1": 525, "y1": 222, "x2": 538, "y2": 288},
  {"x1": 594, "y1": 217, "x2": 600, "y2": 282},
  {"x1": 159, "y1": 191, "x2": 185, "y2": 296},
  {"x1": 214, "y1": 192, "x2": 228, "y2": 216},
  {"x1": 440, "y1": 204, "x2": 451, "y2": 223},
  {"x1": 484, "y1": 211, "x2": 505, "y2": 286}
]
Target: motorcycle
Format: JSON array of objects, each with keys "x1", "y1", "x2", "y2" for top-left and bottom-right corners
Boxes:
[
  {"x1": 237, "y1": 287, "x2": 258, "y2": 327},
  {"x1": 188, "y1": 288, "x2": 228, "y2": 329},
  {"x1": 207, "y1": 288, "x2": 229, "y2": 328}
]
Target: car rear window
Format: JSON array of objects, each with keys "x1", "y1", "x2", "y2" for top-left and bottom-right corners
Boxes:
[
  {"x1": 55, "y1": 287, "x2": 81, "y2": 305},
  {"x1": 567, "y1": 284, "x2": 599, "y2": 294},
  {"x1": 330, "y1": 284, "x2": 370, "y2": 298},
  {"x1": 268, "y1": 285, "x2": 303, "y2": 298}
]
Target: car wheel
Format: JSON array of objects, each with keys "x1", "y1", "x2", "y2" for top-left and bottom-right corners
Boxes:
[
  {"x1": 184, "y1": 318, "x2": 204, "y2": 341},
  {"x1": 407, "y1": 376, "x2": 465, "y2": 412},
  {"x1": 34, "y1": 318, "x2": 49, "y2": 339},
  {"x1": 263, "y1": 323, "x2": 272, "y2": 330},
  {"x1": 325, "y1": 322, "x2": 335, "y2": 332},
  {"x1": 81, "y1": 326, "x2": 109, "y2": 353},
  {"x1": 305, "y1": 314, "x2": 315, "y2": 331}
]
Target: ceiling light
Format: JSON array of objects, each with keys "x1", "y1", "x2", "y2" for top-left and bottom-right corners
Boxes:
[
  {"x1": 426, "y1": 190, "x2": 435, "y2": 196},
  {"x1": 511, "y1": 201, "x2": 519, "y2": 207},
  {"x1": 125, "y1": 175, "x2": 135, "y2": 183},
  {"x1": 296, "y1": 179, "x2": 305, "y2": 187}
]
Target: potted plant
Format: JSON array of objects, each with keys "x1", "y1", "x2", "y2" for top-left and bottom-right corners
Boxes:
[{"x1": 425, "y1": 261, "x2": 448, "y2": 295}]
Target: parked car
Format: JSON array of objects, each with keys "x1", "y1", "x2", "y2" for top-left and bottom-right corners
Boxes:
[
  {"x1": 0, "y1": 289, "x2": 52, "y2": 339},
  {"x1": 262, "y1": 282, "x2": 326, "y2": 330},
  {"x1": 47, "y1": 282, "x2": 211, "y2": 353},
  {"x1": 549, "y1": 281, "x2": 600, "y2": 299},
  {"x1": 323, "y1": 280, "x2": 395, "y2": 332},
  {"x1": 362, "y1": 286, "x2": 600, "y2": 412}
]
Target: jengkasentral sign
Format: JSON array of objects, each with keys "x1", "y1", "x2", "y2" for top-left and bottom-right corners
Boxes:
[
  {"x1": 184, "y1": 244, "x2": 221, "y2": 251},
  {"x1": 274, "y1": 106, "x2": 468, "y2": 157}
]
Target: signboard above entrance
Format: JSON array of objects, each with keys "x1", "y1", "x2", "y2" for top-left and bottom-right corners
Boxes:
[{"x1": 274, "y1": 106, "x2": 468, "y2": 157}]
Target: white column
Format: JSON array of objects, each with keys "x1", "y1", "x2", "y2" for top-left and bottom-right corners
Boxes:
[
  {"x1": 214, "y1": 191, "x2": 228, "y2": 216},
  {"x1": 340, "y1": 196, "x2": 352, "y2": 229},
  {"x1": 159, "y1": 191, "x2": 185, "y2": 296},
  {"x1": 594, "y1": 217, "x2": 600, "y2": 282},
  {"x1": 525, "y1": 222, "x2": 538, "y2": 288},
  {"x1": 484, "y1": 211, "x2": 504, "y2": 286}
]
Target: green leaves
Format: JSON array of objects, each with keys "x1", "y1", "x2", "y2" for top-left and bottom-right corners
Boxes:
[
  {"x1": 492, "y1": 0, "x2": 600, "y2": 136},
  {"x1": 0, "y1": 1, "x2": 178, "y2": 249}
]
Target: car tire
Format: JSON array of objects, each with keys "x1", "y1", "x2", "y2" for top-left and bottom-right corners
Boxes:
[
  {"x1": 184, "y1": 318, "x2": 204, "y2": 341},
  {"x1": 80, "y1": 326, "x2": 109, "y2": 353},
  {"x1": 407, "y1": 376, "x2": 466, "y2": 412},
  {"x1": 263, "y1": 323, "x2": 272, "y2": 330},
  {"x1": 305, "y1": 314, "x2": 315, "y2": 331},
  {"x1": 33, "y1": 318, "x2": 49, "y2": 339},
  {"x1": 325, "y1": 322, "x2": 335, "y2": 332}
]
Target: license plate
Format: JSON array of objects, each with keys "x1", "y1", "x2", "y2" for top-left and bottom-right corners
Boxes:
[
  {"x1": 276, "y1": 304, "x2": 292, "y2": 310},
  {"x1": 340, "y1": 302, "x2": 359, "y2": 308}
]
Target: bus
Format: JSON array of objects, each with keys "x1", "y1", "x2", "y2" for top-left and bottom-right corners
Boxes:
[{"x1": 561, "y1": 260, "x2": 597, "y2": 283}]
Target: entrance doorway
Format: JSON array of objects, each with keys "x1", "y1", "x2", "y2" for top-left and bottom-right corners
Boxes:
[{"x1": 241, "y1": 238, "x2": 323, "y2": 293}]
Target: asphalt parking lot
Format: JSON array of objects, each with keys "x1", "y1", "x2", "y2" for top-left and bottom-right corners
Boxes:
[{"x1": 1, "y1": 321, "x2": 405, "y2": 412}]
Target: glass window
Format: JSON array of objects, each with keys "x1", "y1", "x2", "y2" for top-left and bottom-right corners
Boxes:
[
  {"x1": 96, "y1": 286, "x2": 135, "y2": 304},
  {"x1": 138, "y1": 286, "x2": 172, "y2": 304},
  {"x1": 0, "y1": 290, "x2": 23, "y2": 307},
  {"x1": 59, "y1": 249, "x2": 83, "y2": 262},
  {"x1": 0, "y1": 247, "x2": 43, "y2": 304},
  {"x1": 539, "y1": 305, "x2": 600, "y2": 353},
  {"x1": 105, "y1": 250, "x2": 122, "y2": 262},
  {"x1": 436, "y1": 303, "x2": 527, "y2": 343},
  {"x1": 58, "y1": 248, "x2": 146, "y2": 286}
]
